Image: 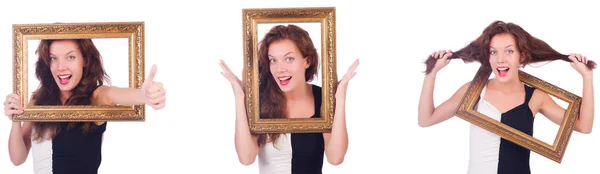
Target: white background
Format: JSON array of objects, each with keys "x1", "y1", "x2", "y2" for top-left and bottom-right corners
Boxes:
[{"x1": 1, "y1": 0, "x2": 598, "y2": 174}]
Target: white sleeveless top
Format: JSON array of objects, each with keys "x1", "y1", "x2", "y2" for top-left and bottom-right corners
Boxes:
[
  {"x1": 468, "y1": 86, "x2": 502, "y2": 174},
  {"x1": 258, "y1": 133, "x2": 293, "y2": 174},
  {"x1": 31, "y1": 130, "x2": 53, "y2": 174}
]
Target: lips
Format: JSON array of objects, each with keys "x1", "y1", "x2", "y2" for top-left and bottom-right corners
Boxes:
[
  {"x1": 57, "y1": 74, "x2": 72, "y2": 85},
  {"x1": 497, "y1": 67, "x2": 509, "y2": 77},
  {"x1": 278, "y1": 76, "x2": 291, "y2": 86}
]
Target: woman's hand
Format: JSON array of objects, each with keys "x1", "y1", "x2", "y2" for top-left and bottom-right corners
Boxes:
[
  {"x1": 141, "y1": 64, "x2": 166, "y2": 110},
  {"x1": 568, "y1": 53, "x2": 593, "y2": 77},
  {"x1": 4, "y1": 93, "x2": 23, "y2": 120},
  {"x1": 220, "y1": 60, "x2": 244, "y2": 97},
  {"x1": 336, "y1": 59, "x2": 360, "y2": 99},
  {"x1": 429, "y1": 50, "x2": 453, "y2": 74}
]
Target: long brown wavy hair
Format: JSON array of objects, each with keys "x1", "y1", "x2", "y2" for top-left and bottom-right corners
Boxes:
[
  {"x1": 256, "y1": 25, "x2": 319, "y2": 147},
  {"x1": 31, "y1": 39, "x2": 110, "y2": 141},
  {"x1": 424, "y1": 20, "x2": 596, "y2": 74}
]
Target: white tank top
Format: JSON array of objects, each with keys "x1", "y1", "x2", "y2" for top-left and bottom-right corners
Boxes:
[
  {"x1": 257, "y1": 133, "x2": 293, "y2": 174},
  {"x1": 468, "y1": 86, "x2": 502, "y2": 174}
]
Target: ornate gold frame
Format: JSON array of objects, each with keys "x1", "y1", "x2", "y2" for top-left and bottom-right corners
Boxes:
[
  {"x1": 242, "y1": 7, "x2": 337, "y2": 133},
  {"x1": 455, "y1": 66, "x2": 581, "y2": 163},
  {"x1": 12, "y1": 22, "x2": 145, "y2": 122}
]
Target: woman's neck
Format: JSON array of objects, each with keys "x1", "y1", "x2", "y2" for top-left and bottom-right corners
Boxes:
[
  {"x1": 489, "y1": 77, "x2": 523, "y2": 93},
  {"x1": 284, "y1": 83, "x2": 312, "y2": 102},
  {"x1": 60, "y1": 91, "x2": 71, "y2": 105}
]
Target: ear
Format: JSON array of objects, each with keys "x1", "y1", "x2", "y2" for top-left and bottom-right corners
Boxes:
[
  {"x1": 304, "y1": 56, "x2": 310, "y2": 69},
  {"x1": 520, "y1": 53, "x2": 526, "y2": 68},
  {"x1": 520, "y1": 53, "x2": 525, "y2": 63}
]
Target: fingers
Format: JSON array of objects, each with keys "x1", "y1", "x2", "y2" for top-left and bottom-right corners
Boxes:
[
  {"x1": 219, "y1": 59, "x2": 233, "y2": 74},
  {"x1": 5, "y1": 110, "x2": 23, "y2": 118},
  {"x1": 146, "y1": 82, "x2": 164, "y2": 94},
  {"x1": 5, "y1": 94, "x2": 19, "y2": 105},
  {"x1": 150, "y1": 101, "x2": 166, "y2": 110},
  {"x1": 346, "y1": 59, "x2": 360, "y2": 75},
  {"x1": 431, "y1": 50, "x2": 452, "y2": 60},
  {"x1": 4, "y1": 101, "x2": 23, "y2": 117},
  {"x1": 340, "y1": 59, "x2": 360, "y2": 83},
  {"x1": 148, "y1": 95, "x2": 166, "y2": 106},
  {"x1": 146, "y1": 64, "x2": 158, "y2": 82},
  {"x1": 569, "y1": 53, "x2": 590, "y2": 65},
  {"x1": 146, "y1": 88, "x2": 166, "y2": 100},
  {"x1": 441, "y1": 50, "x2": 453, "y2": 60}
]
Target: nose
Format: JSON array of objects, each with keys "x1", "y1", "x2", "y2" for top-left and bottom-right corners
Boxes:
[
  {"x1": 275, "y1": 62, "x2": 286, "y2": 73},
  {"x1": 497, "y1": 52, "x2": 507, "y2": 63},
  {"x1": 56, "y1": 59, "x2": 67, "y2": 71}
]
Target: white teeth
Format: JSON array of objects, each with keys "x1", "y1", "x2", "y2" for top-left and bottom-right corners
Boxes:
[
  {"x1": 58, "y1": 75, "x2": 72, "y2": 79},
  {"x1": 497, "y1": 67, "x2": 509, "y2": 71},
  {"x1": 278, "y1": 76, "x2": 291, "y2": 81}
]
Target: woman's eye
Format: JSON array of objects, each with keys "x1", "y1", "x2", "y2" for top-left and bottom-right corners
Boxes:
[
  {"x1": 507, "y1": 50, "x2": 514, "y2": 54},
  {"x1": 50, "y1": 57, "x2": 57, "y2": 61},
  {"x1": 490, "y1": 51, "x2": 496, "y2": 55},
  {"x1": 270, "y1": 59, "x2": 276, "y2": 63},
  {"x1": 286, "y1": 57, "x2": 294, "y2": 62},
  {"x1": 68, "y1": 56, "x2": 76, "y2": 59}
]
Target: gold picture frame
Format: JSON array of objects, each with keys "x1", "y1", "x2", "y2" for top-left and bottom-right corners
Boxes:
[
  {"x1": 12, "y1": 22, "x2": 145, "y2": 122},
  {"x1": 242, "y1": 7, "x2": 337, "y2": 133},
  {"x1": 455, "y1": 66, "x2": 581, "y2": 163}
]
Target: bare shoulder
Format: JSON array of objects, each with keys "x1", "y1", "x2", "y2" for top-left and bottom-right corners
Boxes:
[
  {"x1": 93, "y1": 85, "x2": 110, "y2": 96},
  {"x1": 92, "y1": 85, "x2": 114, "y2": 106},
  {"x1": 530, "y1": 88, "x2": 550, "y2": 106},
  {"x1": 455, "y1": 81, "x2": 473, "y2": 95}
]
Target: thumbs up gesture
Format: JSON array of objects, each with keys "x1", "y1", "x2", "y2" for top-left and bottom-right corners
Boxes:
[{"x1": 141, "y1": 64, "x2": 166, "y2": 110}]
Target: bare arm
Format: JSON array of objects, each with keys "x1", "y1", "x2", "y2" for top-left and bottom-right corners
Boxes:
[
  {"x1": 419, "y1": 50, "x2": 470, "y2": 127},
  {"x1": 418, "y1": 73, "x2": 471, "y2": 127},
  {"x1": 220, "y1": 60, "x2": 258, "y2": 165},
  {"x1": 8, "y1": 122, "x2": 32, "y2": 166},
  {"x1": 322, "y1": 59, "x2": 359, "y2": 165},
  {"x1": 92, "y1": 86, "x2": 144, "y2": 106},
  {"x1": 323, "y1": 94, "x2": 348, "y2": 165},
  {"x1": 5, "y1": 94, "x2": 33, "y2": 166},
  {"x1": 539, "y1": 74, "x2": 594, "y2": 133},
  {"x1": 93, "y1": 65, "x2": 166, "y2": 109},
  {"x1": 233, "y1": 91, "x2": 259, "y2": 165}
]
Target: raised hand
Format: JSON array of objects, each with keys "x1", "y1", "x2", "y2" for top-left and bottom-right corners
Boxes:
[
  {"x1": 3, "y1": 93, "x2": 23, "y2": 120},
  {"x1": 141, "y1": 64, "x2": 166, "y2": 110},
  {"x1": 336, "y1": 59, "x2": 360, "y2": 98},
  {"x1": 430, "y1": 50, "x2": 453, "y2": 74},
  {"x1": 568, "y1": 53, "x2": 593, "y2": 77},
  {"x1": 220, "y1": 60, "x2": 244, "y2": 96}
]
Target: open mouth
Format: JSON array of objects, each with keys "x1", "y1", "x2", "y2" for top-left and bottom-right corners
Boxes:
[
  {"x1": 278, "y1": 76, "x2": 292, "y2": 86},
  {"x1": 57, "y1": 74, "x2": 72, "y2": 85},
  {"x1": 497, "y1": 67, "x2": 509, "y2": 77}
]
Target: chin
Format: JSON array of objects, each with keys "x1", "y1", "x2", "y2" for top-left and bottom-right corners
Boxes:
[
  {"x1": 278, "y1": 85, "x2": 292, "y2": 93},
  {"x1": 494, "y1": 74, "x2": 516, "y2": 82},
  {"x1": 57, "y1": 86, "x2": 75, "y2": 92}
]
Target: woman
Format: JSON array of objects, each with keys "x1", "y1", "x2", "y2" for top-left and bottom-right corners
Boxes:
[
  {"x1": 4, "y1": 39, "x2": 167, "y2": 174},
  {"x1": 220, "y1": 24, "x2": 359, "y2": 174},
  {"x1": 418, "y1": 20, "x2": 595, "y2": 174}
]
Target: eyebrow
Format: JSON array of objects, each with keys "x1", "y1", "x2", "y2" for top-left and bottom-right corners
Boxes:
[
  {"x1": 490, "y1": 44, "x2": 514, "y2": 49},
  {"x1": 268, "y1": 52, "x2": 294, "y2": 58},
  {"x1": 50, "y1": 50, "x2": 76, "y2": 56}
]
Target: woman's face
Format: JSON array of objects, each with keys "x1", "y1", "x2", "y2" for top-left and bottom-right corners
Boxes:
[
  {"x1": 489, "y1": 33, "x2": 523, "y2": 83},
  {"x1": 48, "y1": 40, "x2": 85, "y2": 93},
  {"x1": 268, "y1": 39, "x2": 310, "y2": 93}
]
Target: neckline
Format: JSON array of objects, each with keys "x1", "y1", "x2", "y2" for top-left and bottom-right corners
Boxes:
[{"x1": 480, "y1": 83, "x2": 527, "y2": 115}]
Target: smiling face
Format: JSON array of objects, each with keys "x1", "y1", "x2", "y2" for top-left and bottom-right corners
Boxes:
[
  {"x1": 268, "y1": 39, "x2": 310, "y2": 93},
  {"x1": 48, "y1": 40, "x2": 85, "y2": 95},
  {"x1": 489, "y1": 33, "x2": 523, "y2": 82}
]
